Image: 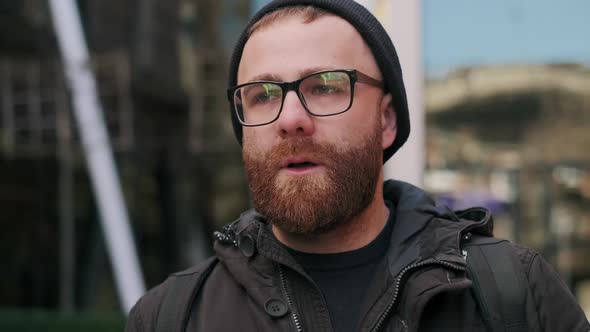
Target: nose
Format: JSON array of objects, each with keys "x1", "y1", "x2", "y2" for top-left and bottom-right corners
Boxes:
[{"x1": 276, "y1": 91, "x2": 315, "y2": 138}]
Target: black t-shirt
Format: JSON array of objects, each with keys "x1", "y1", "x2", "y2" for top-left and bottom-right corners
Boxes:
[{"x1": 287, "y1": 203, "x2": 395, "y2": 332}]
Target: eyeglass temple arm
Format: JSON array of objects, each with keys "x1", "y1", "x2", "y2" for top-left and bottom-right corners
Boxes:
[{"x1": 356, "y1": 70, "x2": 384, "y2": 89}]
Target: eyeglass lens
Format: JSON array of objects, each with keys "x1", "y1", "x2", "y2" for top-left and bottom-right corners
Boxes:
[{"x1": 233, "y1": 71, "x2": 352, "y2": 126}]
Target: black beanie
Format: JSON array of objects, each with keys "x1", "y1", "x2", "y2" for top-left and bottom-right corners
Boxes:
[{"x1": 228, "y1": 0, "x2": 410, "y2": 162}]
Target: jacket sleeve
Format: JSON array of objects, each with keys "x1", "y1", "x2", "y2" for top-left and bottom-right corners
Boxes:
[
  {"x1": 527, "y1": 253, "x2": 590, "y2": 331},
  {"x1": 126, "y1": 298, "x2": 148, "y2": 332},
  {"x1": 125, "y1": 280, "x2": 170, "y2": 332}
]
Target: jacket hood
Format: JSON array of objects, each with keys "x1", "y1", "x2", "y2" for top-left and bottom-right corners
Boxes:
[
  {"x1": 212, "y1": 180, "x2": 494, "y2": 294},
  {"x1": 382, "y1": 180, "x2": 493, "y2": 277}
]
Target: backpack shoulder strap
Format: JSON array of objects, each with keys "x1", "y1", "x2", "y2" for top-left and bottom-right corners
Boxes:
[
  {"x1": 463, "y1": 235, "x2": 529, "y2": 332},
  {"x1": 156, "y1": 256, "x2": 219, "y2": 332}
]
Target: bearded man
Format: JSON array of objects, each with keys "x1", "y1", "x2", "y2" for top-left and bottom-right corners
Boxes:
[{"x1": 126, "y1": 1, "x2": 589, "y2": 331}]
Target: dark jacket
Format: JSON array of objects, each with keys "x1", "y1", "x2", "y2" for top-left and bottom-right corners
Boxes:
[{"x1": 126, "y1": 180, "x2": 589, "y2": 331}]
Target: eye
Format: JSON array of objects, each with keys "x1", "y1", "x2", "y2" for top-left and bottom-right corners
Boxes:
[
  {"x1": 311, "y1": 84, "x2": 342, "y2": 95},
  {"x1": 243, "y1": 84, "x2": 282, "y2": 106},
  {"x1": 252, "y1": 92, "x2": 272, "y2": 104},
  {"x1": 302, "y1": 72, "x2": 350, "y2": 97}
]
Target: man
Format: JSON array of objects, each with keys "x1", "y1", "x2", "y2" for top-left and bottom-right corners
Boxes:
[{"x1": 126, "y1": 0, "x2": 589, "y2": 331}]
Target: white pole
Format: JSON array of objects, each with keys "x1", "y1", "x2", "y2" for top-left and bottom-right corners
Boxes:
[
  {"x1": 356, "y1": 0, "x2": 426, "y2": 186},
  {"x1": 48, "y1": 0, "x2": 146, "y2": 313}
]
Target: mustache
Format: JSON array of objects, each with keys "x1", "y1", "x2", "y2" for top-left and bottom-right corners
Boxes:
[{"x1": 266, "y1": 137, "x2": 337, "y2": 164}]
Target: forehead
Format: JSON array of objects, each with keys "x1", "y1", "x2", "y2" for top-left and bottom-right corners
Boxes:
[{"x1": 237, "y1": 14, "x2": 380, "y2": 84}]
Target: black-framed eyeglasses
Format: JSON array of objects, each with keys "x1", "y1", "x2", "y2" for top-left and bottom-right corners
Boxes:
[{"x1": 227, "y1": 69, "x2": 383, "y2": 127}]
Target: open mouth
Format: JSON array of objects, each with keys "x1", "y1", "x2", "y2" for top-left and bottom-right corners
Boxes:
[
  {"x1": 287, "y1": 161, "x2": 317, "y2": 169},
  {"x1": 281, "y1": 157, "x2": 322, "y2": 174}
]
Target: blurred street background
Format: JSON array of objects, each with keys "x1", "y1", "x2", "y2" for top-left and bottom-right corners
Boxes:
[{"x1": 0, "y1": 0, "x2": 589, "y2": 330}]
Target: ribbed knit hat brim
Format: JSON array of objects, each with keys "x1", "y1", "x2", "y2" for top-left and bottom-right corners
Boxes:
[{"x1": 228, "y1": 0, "x2": 410, "y2": 162}]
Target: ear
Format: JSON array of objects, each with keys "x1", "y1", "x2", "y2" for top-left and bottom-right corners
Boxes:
[{"x1": 380, "y1": 93, "x2": 397, "y2": 150}]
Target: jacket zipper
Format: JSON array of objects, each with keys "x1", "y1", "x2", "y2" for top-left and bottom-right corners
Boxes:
[
  {"x1": 279, "y1": 265, "x2": 304, "y2": 332},
  {"x1": 370, "y1": 259, "x2": 465, "y2": 332}
]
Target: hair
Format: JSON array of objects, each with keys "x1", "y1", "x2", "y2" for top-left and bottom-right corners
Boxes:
[{"x1": 248, "y1": 5, "x2": 330, "y2": 36}]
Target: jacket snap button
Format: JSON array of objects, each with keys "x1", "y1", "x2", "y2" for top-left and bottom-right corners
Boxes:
[
  {"x1": 238, "y1": 235, "x2": 256, "y2": 257},
  {"x1": 264, "y1": 298, "x2": 288, "y2": 318},
  {"x1": 462, "y1": 232, "x2": 472, "y2": 242}
]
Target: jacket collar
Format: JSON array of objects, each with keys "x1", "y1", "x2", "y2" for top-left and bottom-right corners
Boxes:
[
  {"x1": 213, "y1": 180, "x2": 493, "y2": 282},
  {"x1": 382, "y1": 180, "x2": 492, "y2": 277}
]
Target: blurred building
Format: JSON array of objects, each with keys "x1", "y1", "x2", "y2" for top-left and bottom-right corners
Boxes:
[
  {"x1": 0, "y1": 0, "x2": 250, "y2": 316},
  {"x1": 425, "y1": 63, "x2": 590, "y2": 301}
]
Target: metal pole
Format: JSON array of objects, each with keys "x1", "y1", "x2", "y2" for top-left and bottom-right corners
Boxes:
[
  {"x1": 1, "y1": 61, "x2": 15, "y2": 156},
  {"x1": 57, "y1": 76, "x2": 75, "y2": 314},
  {"x1": 28, "y1": 63, "x2": 42, "y2": 154},
  {"x1": 356, "y1": 0, "x2": 426, "y2": 186},
  {"x1": 48, "y1": 0, "x2": 146, "y2": 313}
]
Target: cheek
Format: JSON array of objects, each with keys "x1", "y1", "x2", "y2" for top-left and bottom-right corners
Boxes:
[
  {"x1": 331, "y1": 105, "x2": 380, "y2": 140},
  {"x1": 242, "y1": 129, "x2": 257, "y2": 150},
  {"x1": 242, "y1": 127, "x2": 271, "y2": 155}
]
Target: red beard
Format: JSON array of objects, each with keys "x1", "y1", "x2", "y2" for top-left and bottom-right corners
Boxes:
[{"x1": 243, "y1": 120, "x2": 383, "y2": 235}]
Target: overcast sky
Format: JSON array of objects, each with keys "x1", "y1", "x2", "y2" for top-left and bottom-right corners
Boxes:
[{"x1": 424, "y1": 0, "x2": 590, "y2": 74}]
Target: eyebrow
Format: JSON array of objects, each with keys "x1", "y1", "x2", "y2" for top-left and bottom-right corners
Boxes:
[
  {"x1": 248, "y1": 73, "x2": 282, "y2": 82},
  {"x1": 246, "y1": 66, "x2": 338, "y2": 83}
]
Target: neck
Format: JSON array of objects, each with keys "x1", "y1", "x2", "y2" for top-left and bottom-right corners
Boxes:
[{"x1": 272, "y1": 174, "x2": 389, "y2": 254}]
